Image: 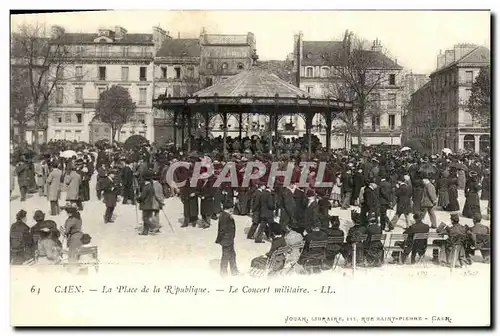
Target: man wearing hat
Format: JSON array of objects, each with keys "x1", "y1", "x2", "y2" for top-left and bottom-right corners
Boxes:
[
  {"x1": 136, "y1": 170, "x2": 157, "y2": 235},
  {"x1": 434, "y1": 214, "x2": 467, "y2": 265},
  {"x1": 390, "y1": 212, "x2": 430, "y2": 264},
  {"x1": 465, "y1": 215, "x2": 490, "y2": 263},
  {"x1": 215, "y1": 200, "x2": 239, "y2": 276},
  {"x1": 364, "y1": 212, "x2": 384, "y2": 267},
  {"x1": 10, "y1": 210, "x2": 34, "y2": 265},
  {"x1": 64, "y1": 163, "x2": 83, "y2": 210},
  {"x1": 303, "y1": 189, "x2": 319, "y2": 234},
  {"x1": 102, "y1": 172, "x2": 121, "y2": 223}
]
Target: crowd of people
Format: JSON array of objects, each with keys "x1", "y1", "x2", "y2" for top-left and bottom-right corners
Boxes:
[{"x1": 10, "y1": 135, "x2": 491, "y2": 275}]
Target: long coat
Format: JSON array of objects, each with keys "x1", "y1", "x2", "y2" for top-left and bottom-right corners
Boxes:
[
  {"x1": 199, "y1": 178, "x2": 215, "y2": 217},
  {"x1": 64, "y1": 171, "x2": 82, "y2": 201},
  {"x1": 395, "y1": 182, "x2": 412, "y2": 215},
  {"x1": 259, "y1": 189, "x2": 275, "y2": 222},
  {"x1": 481, "y1": 174, "x2": 490, "y2": 200},
  {"x1": 446, "y1": 177, "x2": 460, "y2": 212},
  {"x1": 215, "y1": 211, "x2": 235, "y2": 247},
  {"x1": 151, "y1": 180, "x2": 165, "y2": 211},
  {"x1": 46, "y1": 168, "x2": 62, "y2": 201},
  {"x1": 34, "y1": 162, "x2": 47, "y2": 188},
  {"x1": 462, "y1": 179, "x2": 481, "y2": 218},
  {"x1": 102, "y1": 176, "x2": 120, "y2": 208},
  {"x1": 303, "y1": 201, "x2": 320, "y2": 232},
  {"x1": 15, "y1": 162, "x2": 31, "y2": 188},
  {"x1": 279, "y1": 187, "x2": 297, "y2": 229},
  {"x1": 137, "y1": 182, "x2": 156, "y2": 211}
]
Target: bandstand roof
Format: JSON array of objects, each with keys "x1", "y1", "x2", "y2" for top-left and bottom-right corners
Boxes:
[
  {"x1": 153, "y1": 68, "x2": 352, "y2": 110},
  {"x1": 194, "y1": 68, "x2": 308, "y2": 98}
]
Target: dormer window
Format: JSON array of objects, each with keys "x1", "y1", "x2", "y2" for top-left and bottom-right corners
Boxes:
[
  {"x1": 206, "y1": 62, "x2": 213, "y2": 70},
  {"x1": 237, "y1": 63, "x2": 244, "y2": 70},
  {"x1": 221, "y1": 63, "x2": 228, "y2": 70}
]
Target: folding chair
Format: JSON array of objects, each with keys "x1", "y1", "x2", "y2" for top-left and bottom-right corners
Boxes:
[
  {"x1": 326, "y1": 237, "x2": 345, "y2": 270},
  {"x1": 283, "y1": 242, "x2": 305, "y2": 275},
  {"x1": 427, "y1": 232, "x2": 446, "y2": 262},
  {"x1": 249, "y1": 246, "x2": 289, "y2": 278},
  {"x1": 302, "y1": 240, "x2": 328, "y2": 274},
  {"x1": 383, "y1": 233, "x2": 408, "y2": 263},
  {"x1": 352, "y1": 235, "x2": 367, "y2": 271}
]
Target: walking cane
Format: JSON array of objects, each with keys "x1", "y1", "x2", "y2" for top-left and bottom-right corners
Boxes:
[
  {"x1": 135, "y1": 203, "x2": 139, "y2": 226},
  {"x1": 161, "y1": 208, "x2": 176, "y2": 233}
]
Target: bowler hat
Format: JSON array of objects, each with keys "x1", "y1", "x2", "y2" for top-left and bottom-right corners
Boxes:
[
  {"x1": 450, "y1": 214, "x2": 460, "y2": 223},
  {"x1": 33, "y1": 210, "x2": 45, "y2": 222}
]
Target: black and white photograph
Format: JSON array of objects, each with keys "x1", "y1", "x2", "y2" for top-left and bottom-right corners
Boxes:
[{"x1": 9, "y1": 9, "x2": 491, "y2": 326}]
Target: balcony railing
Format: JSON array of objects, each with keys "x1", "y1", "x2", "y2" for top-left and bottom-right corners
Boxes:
[{"x1": 57, "y1": 51, "x2": 154, "y2": 60}]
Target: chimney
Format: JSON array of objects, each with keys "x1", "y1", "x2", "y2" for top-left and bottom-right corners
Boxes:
[
  {"x1": 153, "y1": 26, "x2": 167, "y2": 51},
  {"x1": 444, "y1": 50, "x2": 455, "y2": 66},
  {"x1": 437, "y1": 53, "x2": 445, "y2": 69},
  {"x1": 50, "y1": 25, "x2": 65, "y2": 39},
  {"x1": 294, "y1": 31, "x2": 303, "y2": 87},
  {"x1": 114, "y1": 26, "x2": 127, "y2": 40},
  {"x1": 371, "y1": 38, "x2": 383, "y2": 53}
]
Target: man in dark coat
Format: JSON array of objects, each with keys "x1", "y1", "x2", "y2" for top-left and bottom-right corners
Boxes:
[
  {"x1": 364, "y1": 213, "x2": 384, "y2": 267},
  {"x1": 465, "y1": 215, "x2": 490, "y2": 262},
  {"x1": 102, "y1": 172, "x2": 120, "y2": 223},
  {"x1": 180, "y1": 178, "x2": 199, "y2": 228},
  {"x1": 352, "y1": 168, "x2": 365, "y2": 205},
  {"x1": 15, "y1": 158, "x2": 31, "y2": 202},
  {"x1": 198, "y1": 176, "x2": 215, "y2": 229},
  {"x1": 215, "y1": 201, "x2": 239, "y2": 276},
  {"x1": 360, "y1": 179, "x2": 379, "y2": 225},
  {"x1": 303, "y1": 189, "x2": 320, "y2": 234},
  {"x1": 279, "y1": 184, "x2": 298, "y2": 232},
  {"x1": 293, "y1": 187, "x2": 307, "y2": 229},
  {"x1": 247, "y1": 183, "x2": 263, "y2": 240},
  {"x1": 341, "y1": 211, "x2": 368, "y2": 267},
  {"x1": 120, "y1": 161, "x2": 136, "y2": 205},
  {"x1": 10, "y1": 210, "x2": 34, "y2": 264},
  {"x1": 391, "y1": 212, "x2": 430, "y2": 264},
  {"x1": 297, "y1": 222, "x2": 328, "y2": 273},
  {"x1": 322, "y1": 216, "x2": 345, "y2": 269},
  {"x1": 254, "y1": 185, "x2": 275, "y2": 243},
  {"x1": 378, "y1": 175, "x2": 393, "y2": 231},
  {"x1": 390, "y1": 176, "x2": 412, "y2": 230},
  {"x1": 96, "y1": 164, "x2": 108, "y2": 200},
  {"x1": 136, "y1": 171, "x2": 156, "y2": 235}
]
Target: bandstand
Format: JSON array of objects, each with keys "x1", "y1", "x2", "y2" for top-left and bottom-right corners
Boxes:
[{"x1": 152, "y1": 68, "x2": 352, "y2": 157}]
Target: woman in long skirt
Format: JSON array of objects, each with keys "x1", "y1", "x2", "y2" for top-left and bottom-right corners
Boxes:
[
  {"x1": 462, "y1": 172, "x2": 481, "y2": 219},
  {"x1": 330, "y1": 173, "x2": 342, "y2": 207},
  {"x1": 445, "y1": 171, "x2": 460, "y2": 212},
  {"x1": 481, "y1": 170, "x2": 490, "y2": 201},
  {"x1": 437, "y1": 170, "x2": 449, "y2": 209}
]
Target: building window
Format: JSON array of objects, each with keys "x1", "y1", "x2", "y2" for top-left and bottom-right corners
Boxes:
[
  {"x1": 64, "y1": 113, "x2": 72, "y2": 123},
  {"x1": 371, "y1": 115, "x2": 380, "y2": 131},
  {"x1": 173, "y1": 85, "x2": 181, "y2": 97},
  {"x1": 74, "y1": 87, "x2": 83, "y2": 104},
  {"x1": 75, "y1": 130, "x2": 82, "y2": 141},
  {"x1": 56, "y1": 87, "x2": 64, "y2": 105},
  {"x1": 137, "y1": 113, "x2": 146, "y2": 124},
  {"x1": 237, "y1": 63, "x2": 244, "y2": 70},
  {"x1": 321, "y1": 67, "x2": 330, "y2": 77},
  {"x1": 121, "y1": 67, "x2": 129, "y2": 81},
  {"x1": 465, "y1": 88, "x2": 472, "y2": 103},
  {"x1": 306, "y1": 67, "x2": 313, "y2": 77},
  {"x1": 187, "y1": 66, "x2": 194, "y2": 78},
  {"x1": 205, "y1": 77, "x2": 213, "y2": 87},
  {"x1": 54, "y1": 113, "x2": 62, "y2": 123},
  {"x1": 389, "y1": 74, "x2": 396, "y2": 85},
  {"x1": 76, "y1": 113, "x2": 82, "y2": 123},
  {"x1": 122, "y1": 47, "x2": 129, "y2": 57},
  {"x1": 174, "y1": 67, "x2": 181, "y2": 79},
  {"x1": 388, "y1": 93, "x2": 396, "y2": 108},
  {"x1": 221, "y1": 63, "x2": 228, "y2": 70},
  {"x1": 75, "y1": 66, "x2": 83, "y2": 80},
  {"x1": 139, "y1": 67, "x2": 147, "y2": 81},
  {"x1": 306, "y1": 86, "x2": 313, "y2": 94},
  {"x1": 465, "y1": 71, "x2": 474, "y2": 84},
  {"x1": 98, "y1": 87, "x2": 105, "y2": 98},
  {"x1": 206, "y1": 62, "x2": 213, "y2": 70},
  {"x1": 139, "y1": 88, "x2": 147, "y2": 105},
  {"x1": 388, "y1": 114, "x2": 395, "y2": 130},
  {"x1": 98, "y1": 66, "x2": 106, "y2": 80},
  {"x1": 54, "y1": 130, "x2": 62, "y2": 139},
  {"x1": 161, "y1": 67, "x2": 167, "y2": 78}
]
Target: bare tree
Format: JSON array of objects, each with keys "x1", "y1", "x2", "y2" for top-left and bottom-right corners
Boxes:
[
  {"x1": 325, "y1": 31, "x2": 402, "y2": 150},
  {"x1": 10, "y1": 23, "x2": 72, "y2": 148},
  {"x1": 467, "y1": 65, "x2": 490, "y2": 127}
]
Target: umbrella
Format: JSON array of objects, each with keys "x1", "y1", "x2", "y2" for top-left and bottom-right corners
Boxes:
[
  {"x1": 442, "y1": 148, "x2": 452, "y2": 154},
  {"x1": 449, "y1": 162, "x2": 468, "y2": 171},
  {"x1": 400, "y1": 146, "x2": 411, "y2": 152},
  {"x1": 60, "y1": 150, "x2": 77, "y2": 158}
]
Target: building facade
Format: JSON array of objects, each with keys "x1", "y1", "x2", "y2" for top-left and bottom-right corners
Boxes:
[
  {"x1": 291, "y1": 33, "x2": 404, "y2": 148},
  {"x1": 407, "y1": 44, "x2": 490, "y2": 153},
  {"x1": 46, "y1": 25, "x2": 167, "y2": 144},
  {"x1": 400, "y1": 73, "x2": 430, "y2": 144}
]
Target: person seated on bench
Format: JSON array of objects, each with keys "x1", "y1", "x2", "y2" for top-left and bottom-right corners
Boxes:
[
  {"x1": 298, "y1": 222, "x2": 328, "y2": 273},
  {"x1": 36, "y1": 227, "x2": 63, "y2": 267},
  {"x1": 250, "y1": 223, "x2": 287, "y2": 274},
  {"x1": 390, "y1": 212, "x2": 429, "y2": 264},
  {"x1": 284, "y1": 225, "x2": 304, "y2": 267},
  {"x1": 341, "y1": 210, "x2": 367, "y2": 267},
  {"x1": 465, "y1": 214, "x2": 490, "y2": 263},
  {"x1": 435, "y1": 214, "x2": 468, "y2": 267},
  {"x1": 322, "y1": 216, "x2": 344, "y2": 269},
  {"x1": 364, "y1": 212, "x2": 384, "y2": 267}
]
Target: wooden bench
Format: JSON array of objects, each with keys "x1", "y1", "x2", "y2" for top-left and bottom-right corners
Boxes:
[
  {"x1": 411, "y1": 233, "x2": 430, "y2": 265},
  {"x1": 352, "y1": 235, "x2": 368, "y2": 269},
  {"x1": 302, "y1": 240, "x2": 328, "y2": 274},
  {"x1": 326, "y1": 237, "x2": 345, "y2": 270}
]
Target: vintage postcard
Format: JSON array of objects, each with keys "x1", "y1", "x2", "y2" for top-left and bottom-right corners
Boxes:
[{"x1": 9, "y1": 9, "x2": 491, "y2": 327}]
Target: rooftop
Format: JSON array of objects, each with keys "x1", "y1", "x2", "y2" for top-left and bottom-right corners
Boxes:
[{"x1": 156, "y1": 38, "x2": 200, "y2": 58}]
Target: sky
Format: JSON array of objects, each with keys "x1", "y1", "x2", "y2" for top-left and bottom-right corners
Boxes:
[{"x1": 11, "y1": 10, "x2": 490, "y2": 74}]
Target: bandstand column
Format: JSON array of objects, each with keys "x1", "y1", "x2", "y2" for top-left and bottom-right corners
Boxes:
[
  {"x1": 325, "y1": 111, "x2": 332, "y2": 150},
  {"x1": 222, "y1": 112, "x2": 228, "y2": 157},
  {"x1": 186, "y1": 106, "x2": 192, "y2": 153},
  {"x1": 204, "y1": 109, "x2": 210, "y2": 138},
  {"x1": 180, "y1": 112, "x2": 185, "y2": 150},
  {"x1": 305, "y1": 110, "x2": 313, "y2": 158},
  {"x1": 173, "y1": 110, "x2": 178, "y2": 149}
]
